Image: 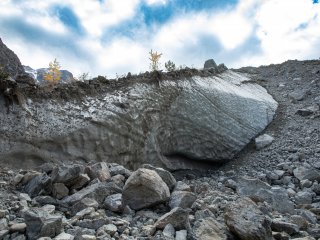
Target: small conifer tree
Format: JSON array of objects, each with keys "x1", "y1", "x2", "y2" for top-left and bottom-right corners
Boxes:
[
  {"x1": 44, "y1": 58, "x2": 61, "y2": 86},
  {"x1": 165, "y1": 60, "x2": 176, "y2": 72}
]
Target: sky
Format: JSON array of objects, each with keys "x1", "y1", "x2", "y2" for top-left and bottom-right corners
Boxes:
[{"x1": 0, "y1": 0, "x2": 319, "y2": 78}]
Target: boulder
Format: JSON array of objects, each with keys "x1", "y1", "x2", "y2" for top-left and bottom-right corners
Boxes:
[
  {"x1": 169, "y1": 191, "x2": 197, "y2": 209},
  {"x1": 51, "y1": 165, "x2": 84, "y2": 188},
  {"x1": 52, "y1": 183, "x2": 69, "y2": 200},
  {"x1": 24, "y1": 174, "x2": 52, "y2": 198},
  {"x1": 237, "y1": 178, "x2": 294, "y2": 214},
  {"x1": 24, "y1": 209, "x2": 62, "y2": 239},
  {"x1": 293, "y1": 167, "x2": 320, "y2": 182},
  {"x1": 122, "y1": 168, "x2": 170, "y2": 210},
  {"x1": 142, "y1": 164, "x2": 176, "y2": 191},
  {"x1": 104, "y1": 193, "x2": 123, "y2": 212},
  {"x1": 85, "y1": 162, "x2": 111, "y2": 182},
  {"x1": 224, "y1": 198, "x2": 272, "y2": 240},
  {"x1": 271, "y1": 220, "x2": 299, "y2": 235},
  {"x1": 154, "y1": 207, "x2": 189, "y2": 230},
  {"x1": 0, "y1": 69, "x2": 277, "y2": 170}
]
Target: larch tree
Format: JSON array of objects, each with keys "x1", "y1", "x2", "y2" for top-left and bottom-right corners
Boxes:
[{"x1": 44, "y1": 58, "x2": 61, "y2": 86}]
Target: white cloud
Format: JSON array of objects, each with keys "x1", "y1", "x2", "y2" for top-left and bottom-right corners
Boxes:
[
  {"x1": 236, "y1": 0, "x2": 320, "y2": 67},
  {"x1": 1, "y1": 0, "x2": 320, "y2": 78},
  {"x1": 145, "y1": 0, "x2": 167, "y2": 6}
]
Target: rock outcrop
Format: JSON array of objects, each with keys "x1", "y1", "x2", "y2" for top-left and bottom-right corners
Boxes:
[
  {"x1": 0, "y1": 38, "x2": 25, "y2": 77},
  {"x1": 0, "y1": 68, "x2": 277, "y2": 170}
]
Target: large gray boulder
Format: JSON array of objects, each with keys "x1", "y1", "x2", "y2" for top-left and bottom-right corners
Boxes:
[
  {"x1": 122, "y1": 168, "x2": 170, "y2": 210},
  {"x1": 0, "y1": 69, "x2": 277, "y2": 170},
  {"x1": 225, "y1": 197, "x2": 272, "y2": 240}
]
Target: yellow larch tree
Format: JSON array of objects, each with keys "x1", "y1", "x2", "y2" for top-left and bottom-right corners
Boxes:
[
  {"x1": 149, "y1": 50, "x2": 162, "y2": 71},
  {"x1": 44, "y1": 58, "x2": 61, "y2": 86}
]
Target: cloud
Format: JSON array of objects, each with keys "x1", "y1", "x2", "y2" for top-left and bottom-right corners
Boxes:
[{"x1": 0, "y1": 0, "x2": 319, "y2": 78}]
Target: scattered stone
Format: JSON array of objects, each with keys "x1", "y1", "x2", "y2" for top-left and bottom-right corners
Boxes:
[
  {"x1": 102, "y1": 224, "x2": 117, "y2": 236},
  {"x1": 255, "y1": 134, "x2": 274, "y2": 149},
  {"x1": 71, "y1": 198, "x2": 99, "y2": 216},
  {"x1": 293, "y1": 167, "x2": 320, "y2": 182},
  {"x1": 175, "y1": 230, "x2": 187, "y2": 240},
  {"x1": 52, "y1": 183, "x2": 69, "y2": 200},
  {"x1": 142, "y1": 164, "x2": 176, "y2": 191},
  {"x1": 169, "y1": 191, "x2": 197, "y2": 209},
  {"x1": 155, "y1": 207, "x2": 189, "y2": 230},
  {"x1": 193, "y1": 217, "x2": 227, "y2": 240},
  {"x1": 24, "y1": 209, "x2": 62, "y2": 239},
  {"x1": 162, "y1": 224, "x2": 175, "y2": 239},
  {"x1": 9, "y1": 223, "x2": 26, "y2": 233},
  {"x1": 224, "y1": 198, "x2": 272, "y2": 240},
  {"x1": 122, "y1": 168, "x2": 170, "y2": 210},
  {"x1": 54, "y1": 232, "x2": 74, "y2": 240},
  {"x1": 295, "y1": 191, "x2": 314, "y2": 205},
  {"x1": 174, "y1": 182, "x2": 191, "y2": 192},
  {"x1": 296, "y1": 106, "x2": 319, "y2": 116},
  {"x1": 104, "y1": 193, "x2": 123, "y2": 213},
  {"x1": 271, "y1": 220, "x2": 299, "y2": 235},
  {"x1": 85, "y1": 162, "x2": 111, "y2": 182},
  {"x1": 24, "y1": 173, "x2": 52, "y2": 198},
  {"x1": 63, "y1": 182, "x2": 121, "y2": 205},
  {"x1": 51, "y1": 165, "x2": 83, "y2": 187}
]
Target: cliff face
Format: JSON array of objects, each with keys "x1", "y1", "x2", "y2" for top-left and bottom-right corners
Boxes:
[
  {"x1": 0, "y1": 69, "x2": 277, "y2": 170},
  {"x1": 0, "y1": 38, "x2": 25, "y2": 77}
]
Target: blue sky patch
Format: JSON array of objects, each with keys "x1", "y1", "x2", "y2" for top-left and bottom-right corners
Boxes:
[{"x1": 52, "y1": 6, "x2": 84, "y2": 35}]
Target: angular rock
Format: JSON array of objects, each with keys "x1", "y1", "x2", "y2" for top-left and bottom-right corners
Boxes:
[
  {"x1": 54, "y1": 232, "x2": 74, "y2": 240},
  {"x1": 255, "y1": 134, "x2": 274, "y2": 149},
  {"x1": 70, "y1": 174, "x2": 90, "y2": 190},
  {"x1": 169, "y1": 191, "x2": 197, "y2": 209},
  {"x1": 204, "y1": 59, "x2": 218, "y2": 69},
  {"x1": 104, "y1": 193, "x2": 123, "y2": 213},
  {"x1": 85, "y1": 162, "x2": 111, "y2": 182},
  {"x1": 293, "y1": 167, "x2": 320, "y2": 182},
  {"x1": 0, "y1": 219, "x2": 8, "y2": 231},
  {"x1": 9, "y1": 223, "x2": 27, "y2": 233},
  {"x1": 174, "y1": 182, "x2": 191, "y2": 192},
  {"x1": 142, "y1": 164, "x2": 176, "y2": 191},
  {"x1": 193, "y1": 217, "x2": 227, "y2": 240},
  {"x1": 24, "y1": 174, "x2": 52, "y2": 198},
  {"x1": 51, "y1": 165, "x2": 83, "y2": 187},
  {"x1": 237, "y1": 178, "x2": 294, "y2": 214},
  {"x1": 271, "y1": 220, "x2": 299, "y2": 235},
  {"x1": 109, "y1": 164, "x2": 132, "y2": 178},
  {"x1": 154, "y1": 207, "x2": 189, "y2": 230},
  {"x1": 224, "y1": 197, "x2": 272, "y2": 240},
  {"x1": 175, "y1": 230, "x2": 187, "y2": 240},
  {"x1": 52, "y1": 183, "x2": 69, "y2": 200},
  {"x1": 295, "y1": 191, "x2": 314, "y2": 205},
  {"x1": 122, "y1": 168, "x2": 170, "y2": 210},
  {"x1": 162, "y1": 224, "x2": 175, "y2": 239},
  {"x1": 63, "y1": 182, "x2": 121, "y2": 205},
  {"x1": 24, "y1": 209, "x2": 62, "y2": 239},
  {"x1": 75, "y1": 218, "x2": 108, "y2": 230},
  {"x1": 71, "y1": 198, "x2": 99, "y2": 216}
]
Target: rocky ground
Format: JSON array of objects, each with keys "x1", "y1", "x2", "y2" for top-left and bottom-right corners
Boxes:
[{"x1": 0, "y1": 59, "x2": 320, "y2": 240}]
